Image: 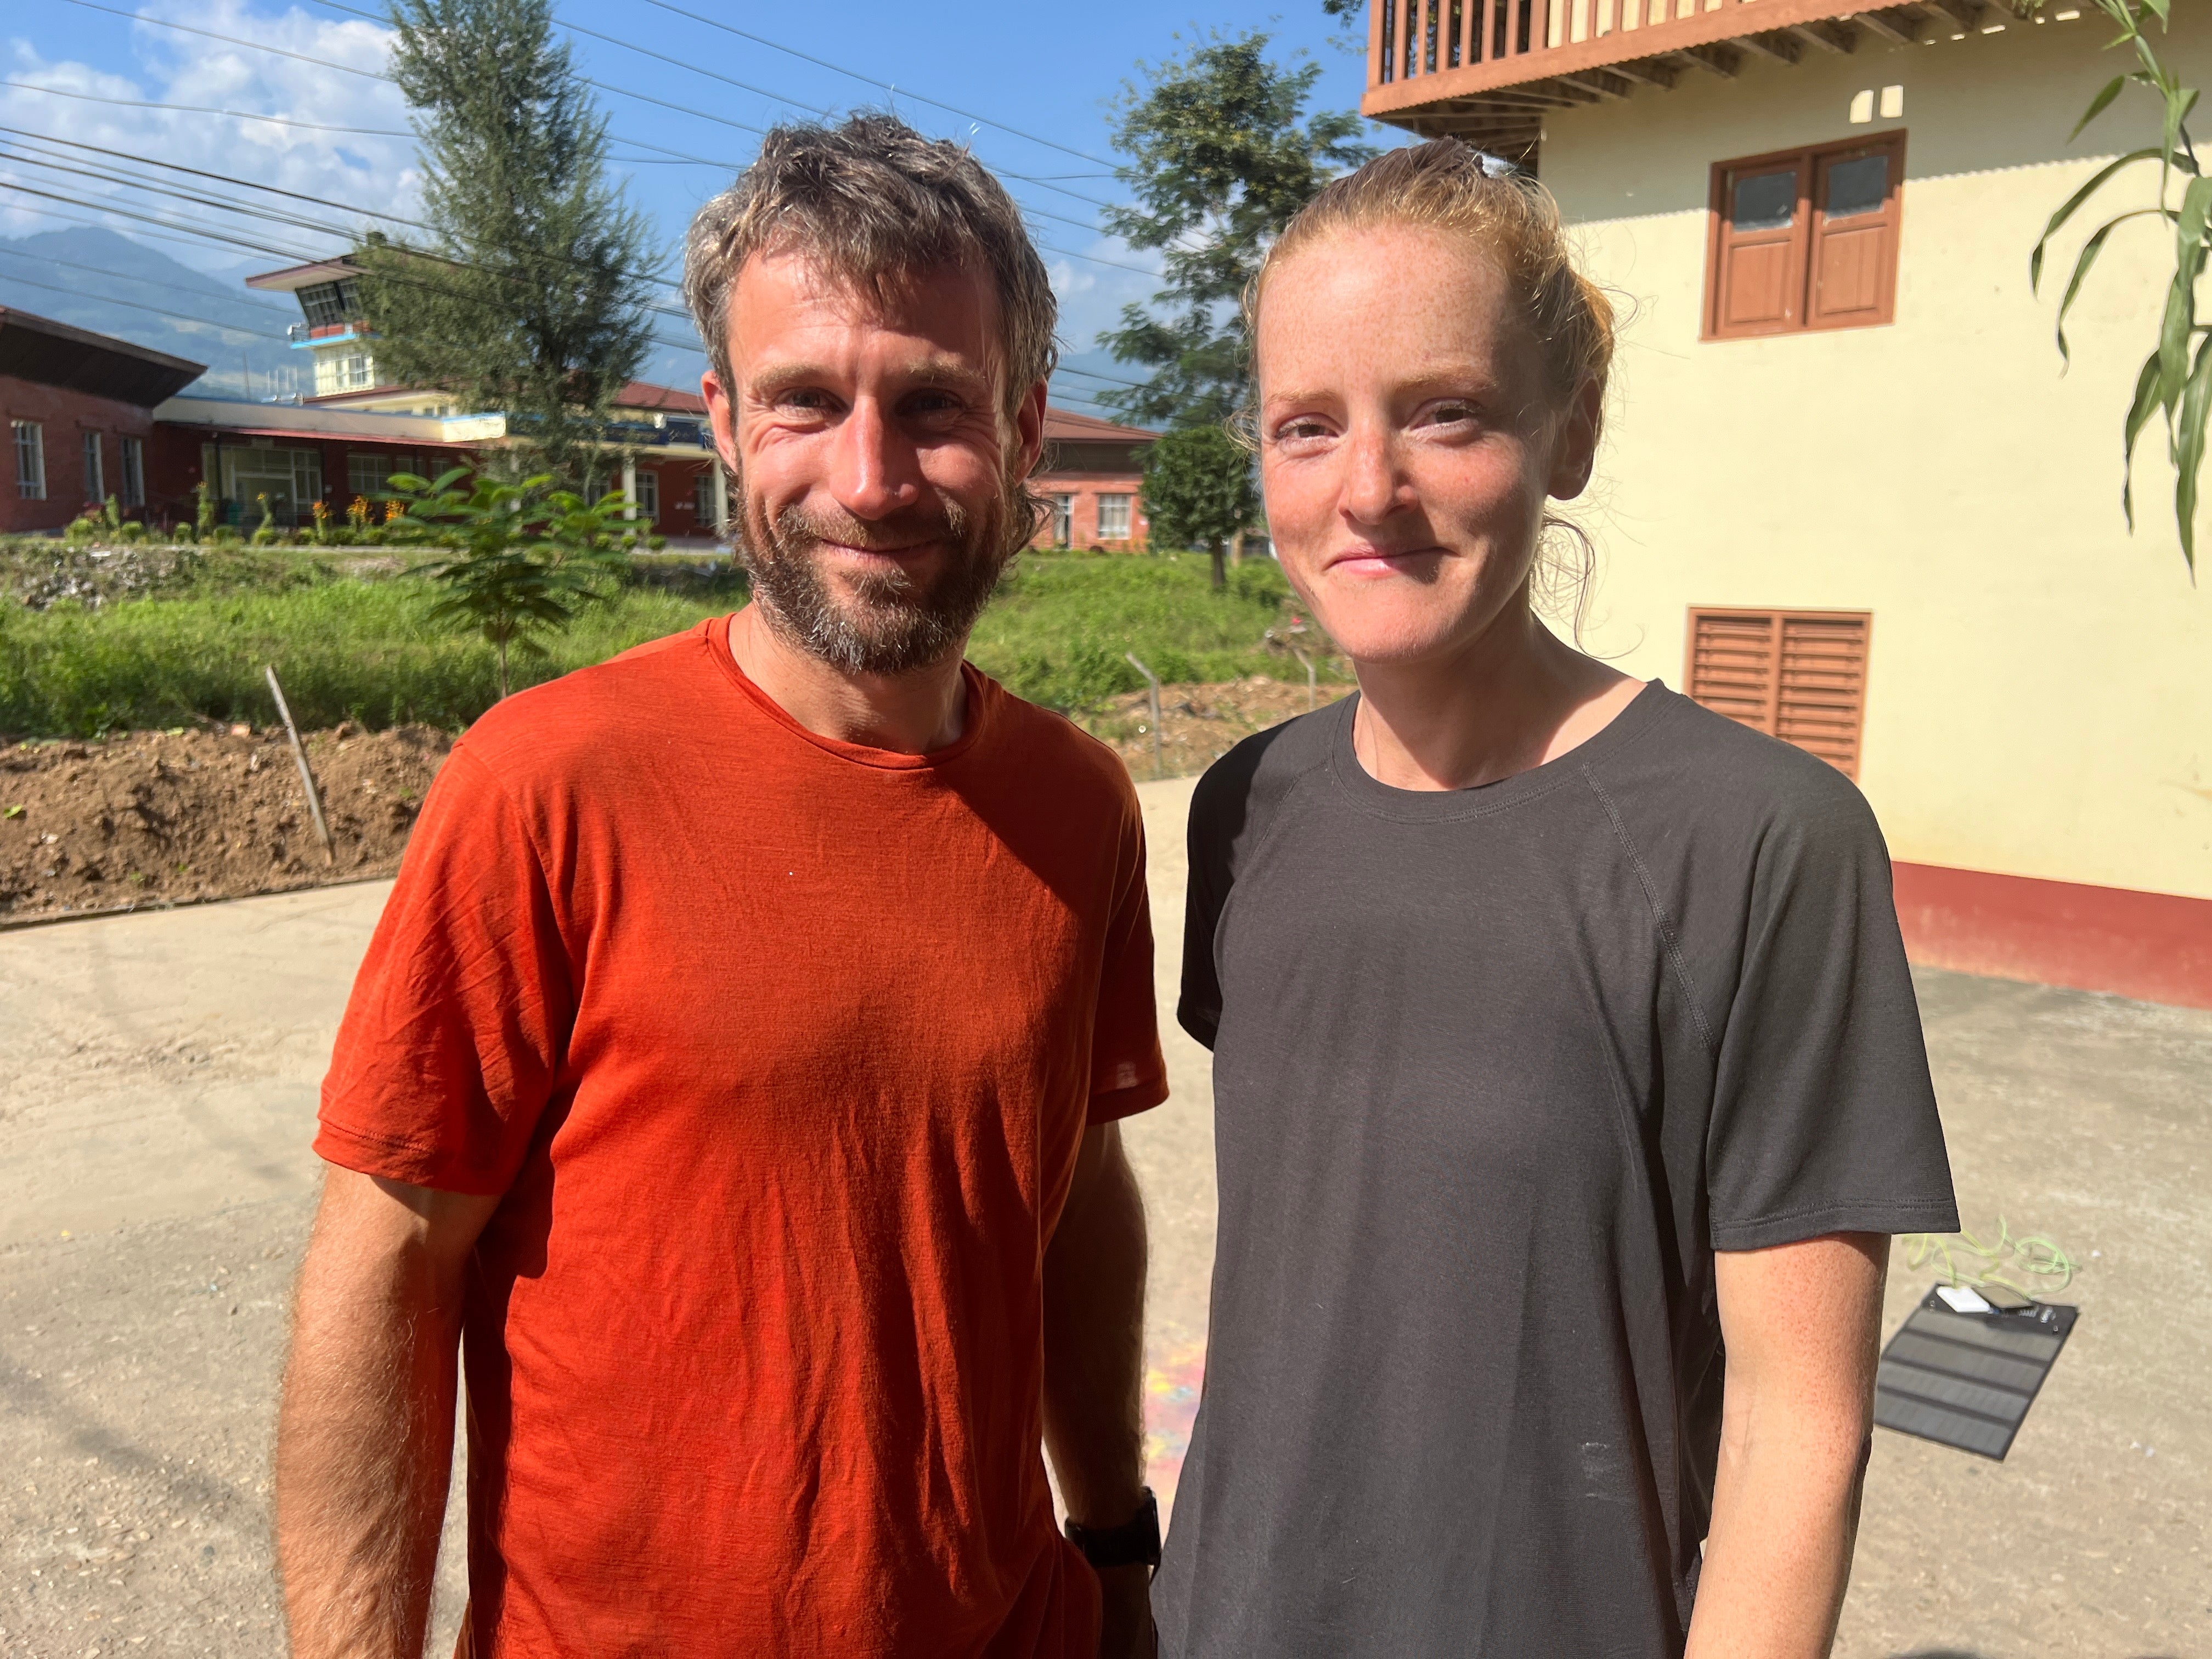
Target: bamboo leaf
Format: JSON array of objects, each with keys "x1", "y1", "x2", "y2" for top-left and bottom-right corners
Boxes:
[
  {"x1": 2141, "y1": 0, "x2": 2169, "y2": 25},
  {"x1": 2030, "y1": 147, "x2": 2160, "y2": 289},
  {"x1": 2123, "y1": 351, "x2": 2164, "y2": 528},
  {"x1": 2053, "y1": 213, "x2": 2160, "y2": 364},
  {"x1": 2073, "y1": 75, "x2": 2128, "y2": 140},
  {"x1": 2174, "y1": 333, "x2": 2212, "y2": 570}
]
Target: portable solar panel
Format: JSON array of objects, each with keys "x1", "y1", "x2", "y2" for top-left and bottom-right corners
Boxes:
[{"x1": 1873, "y1": 1288, "x2": 2079, "y2": 1460}]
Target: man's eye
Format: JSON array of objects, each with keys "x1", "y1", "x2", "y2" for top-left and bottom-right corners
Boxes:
[{"x1": 777, "y1": 389, "x2": 833, "y2": 412}]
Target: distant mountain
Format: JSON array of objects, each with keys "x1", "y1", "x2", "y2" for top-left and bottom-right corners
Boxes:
[
  {"x1": 0, "y1": 229, "x2": 1161, "y2": 420},
  {"x1": 0, "y1": 227, "x2": 304, "y2": 399}
]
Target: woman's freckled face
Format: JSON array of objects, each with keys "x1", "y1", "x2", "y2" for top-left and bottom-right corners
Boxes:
[{"x1": 1255, "y1": 222, "x2": 1593, "y2": 668}]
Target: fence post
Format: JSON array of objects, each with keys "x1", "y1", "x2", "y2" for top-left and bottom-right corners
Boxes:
[
  {"x1": 264, "y1": 665, "x2": 334, "y2": 865},
  {"x1": 1290, "y1": 646, "x2": 1317, "y2": 713},
  {"x1": 1124, "y1": 652, "x2": 1163, "y2": 780}
]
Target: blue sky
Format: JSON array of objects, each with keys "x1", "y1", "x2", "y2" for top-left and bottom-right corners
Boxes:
[{"x1": 1, "y1": 0, "x2": 1389, "y2": 416}]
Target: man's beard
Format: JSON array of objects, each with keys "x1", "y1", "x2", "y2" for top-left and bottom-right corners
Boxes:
[{"x1": 733, "y1": 470, "x2": 1032, "y2": 676}]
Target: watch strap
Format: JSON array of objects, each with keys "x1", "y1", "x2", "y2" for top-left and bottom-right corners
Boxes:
[{"x1": 1063, "y1": 1487, "x2": 1161, "y2": 1571}]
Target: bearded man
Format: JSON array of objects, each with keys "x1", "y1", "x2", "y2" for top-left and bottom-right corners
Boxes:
[{"x1": 275, "y1": 116, "x2": 1167, "y2": 1659}]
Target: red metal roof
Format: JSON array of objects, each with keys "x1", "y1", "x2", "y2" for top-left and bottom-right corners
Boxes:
[
  {"x1": 1043, "y1": 407, "x2": 1155, "y2": 443},
  {"x1": 617, "y1": 380, "x2": 709, "y2": 413}
]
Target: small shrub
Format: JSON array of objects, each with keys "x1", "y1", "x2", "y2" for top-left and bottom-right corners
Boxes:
[
  {"x1": 64, "y1": 515, "x2": 100, "y2": 545},
  {"x1": 117, "y1": 522, "x2": 147, "y2": 545}
]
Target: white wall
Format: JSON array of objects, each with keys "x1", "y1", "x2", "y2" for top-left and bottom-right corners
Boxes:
[{"x1": 1542, "y1": 8, "x2": 2212, "y2": 899}]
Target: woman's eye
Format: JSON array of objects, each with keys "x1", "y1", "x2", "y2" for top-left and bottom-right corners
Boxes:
[
  {"x1": 1274, "y1": 419, "x2": 1330, "y2": 444},
  {"x1": 1428, "y1": 402, "x2": 1479, "y2": 426}
]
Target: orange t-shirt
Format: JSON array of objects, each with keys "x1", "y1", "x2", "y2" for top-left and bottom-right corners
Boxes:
[{"x1": 315, "y1": 615, "x2": 1169, "y2": 1657}]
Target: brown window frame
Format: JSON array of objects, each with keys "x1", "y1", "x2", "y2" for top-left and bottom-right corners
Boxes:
[
  {"x1": 1703, "y1": 132, "x2": 1905, "y2": 342},
  {"x1": 1685, "y1": 607, "x2": 1874, "y2": 780}
]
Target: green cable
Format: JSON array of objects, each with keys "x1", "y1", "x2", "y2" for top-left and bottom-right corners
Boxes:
[{"x1": 1901, "y1": 1215, "x2": 2075, "y2": 1300}]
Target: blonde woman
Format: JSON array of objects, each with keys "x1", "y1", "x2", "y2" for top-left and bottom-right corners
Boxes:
[{"x1": 1153, "y1": 142, "x2": 1956, "y2": 1658}]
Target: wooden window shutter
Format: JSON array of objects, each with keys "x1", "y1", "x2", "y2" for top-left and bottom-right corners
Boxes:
[
  {"x1": 1686, "y1": 608, "x2": 1872, "y2": 779},
  {"x1": 1707, "y1": 155, "x2": 1811, "y2": 340},
  {"x1": 1807, "y1": 135, "x2": 1903, "y2": 331},
  {"x1": 1705, "y1": 133, "x2": 1903, "y2": 341}
]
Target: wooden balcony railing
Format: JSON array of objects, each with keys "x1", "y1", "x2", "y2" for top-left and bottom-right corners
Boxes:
[{"x1": 1363, "y1": 0, "x2": 1983, "y2": 158}]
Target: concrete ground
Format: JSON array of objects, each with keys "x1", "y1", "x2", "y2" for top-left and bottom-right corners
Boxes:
[{"x1": 1, "y1": 772, "x2": 2205, "y2": 1657}]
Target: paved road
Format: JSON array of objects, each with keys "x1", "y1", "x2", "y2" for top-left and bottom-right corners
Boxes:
[{"x1": 2, "y1": 774, "x2": 2205, "y2": 1657}]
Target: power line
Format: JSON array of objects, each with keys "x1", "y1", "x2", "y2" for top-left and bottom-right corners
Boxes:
[
  {"x1": 0, "y1": 175, "x2": 706, "y2": 358},
  {"x1": 0, "y1": 244, "x2": 298, "y2": 319},
  {"x1": 551, "y1": 12, "x2": 832, "y2": 125},
  {"x1": 1, "y1": 75, "x2": 744, "y2": 172},
  {"x1": 66, "y1": 0, "x2": 1146, "y2": 281},
  {"x1": 0, "y1": 265, "x2": 285, "y2": 342},
  {"x1": 0, "y1": 77, "x2": 410, "y2": 136},
  {"x1": 630, "y1": 0, "x2": 1113, "y2": 169},
  {"x1": 301, "y1": 0, "x2": 1125, "y2": 222},
  {"x1": 1053, "y1": 362, "x2": 1152, "y2": 391},
  {"x1": 1, "y1": 123, "x2": 696, "y2": 306},
  {"x1": 0, "y1": 123, "x2": 434, "y2": 235}
]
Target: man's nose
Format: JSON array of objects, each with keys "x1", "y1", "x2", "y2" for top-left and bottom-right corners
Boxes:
[{"x1": 827, "y1": 399, "x2": 924, "y2": 520}]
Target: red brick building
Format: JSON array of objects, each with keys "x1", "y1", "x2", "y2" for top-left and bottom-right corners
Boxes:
[
  {"x1": 1, "y1": 308, "x2": 203, "y2": 534},
  {"x1": 1032, "y1": 409, "x2": 1155, "y2": 550}
]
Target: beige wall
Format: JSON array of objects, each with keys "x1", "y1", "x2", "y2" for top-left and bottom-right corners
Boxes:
[{"x1": 1541, "y1": 8, "x2": 2212, "y2": 900}]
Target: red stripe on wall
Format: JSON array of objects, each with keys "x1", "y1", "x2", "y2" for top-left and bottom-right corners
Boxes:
[{"x1": 1892, "y1": 861, "x2": 2212, "y2": 1011}]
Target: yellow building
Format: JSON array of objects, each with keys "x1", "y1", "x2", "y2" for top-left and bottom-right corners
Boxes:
[{"x1": 1361, "y1": 0, "x2": 2212, "y2": 1007}]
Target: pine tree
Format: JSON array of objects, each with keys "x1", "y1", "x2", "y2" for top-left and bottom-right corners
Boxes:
[
  {"x1": 356, "y1": 0, "x2": 656, "y2": 488},
  {"x1": 1097, "y1": 32, "x2": 1374, "y2": 431}
]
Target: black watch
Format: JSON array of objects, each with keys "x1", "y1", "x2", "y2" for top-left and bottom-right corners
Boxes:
[{"x1": 1064, "y1": 1487, "x2": 1161, "y2": 1571}]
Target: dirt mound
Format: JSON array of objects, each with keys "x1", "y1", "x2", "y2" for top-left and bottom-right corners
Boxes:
[
  {"x1": 0, "y1": 678, "x2": 1346, "y2": 927},
  {"x1": 0, "y1": 724, "x2": 450, "y2": 924},
  {"x1": 1087, "y1": 676, "x2": 1351, "y2": 780}
]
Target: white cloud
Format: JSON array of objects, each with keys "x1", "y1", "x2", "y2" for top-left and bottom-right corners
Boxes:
[
  {"x1": 1048, "y1": 238, "x2": 1161, "y2": 357},
  {"x1": 1, "y1": 1, "x2": 419, "y2": 270}
]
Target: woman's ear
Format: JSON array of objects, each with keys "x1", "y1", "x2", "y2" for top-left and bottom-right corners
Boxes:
[{"x1": 1547, "y1": 377, "x2": 1602, "y2": 503}]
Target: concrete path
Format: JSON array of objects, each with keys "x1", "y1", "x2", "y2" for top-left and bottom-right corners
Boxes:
[{"x1": 1, "y1": 773, "x2": 2205, "y2": 1657}]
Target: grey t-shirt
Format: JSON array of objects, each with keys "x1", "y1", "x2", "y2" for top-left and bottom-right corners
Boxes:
[{"x1": 1152, "y1": 684, "x2": 1957, "y2": 1659}]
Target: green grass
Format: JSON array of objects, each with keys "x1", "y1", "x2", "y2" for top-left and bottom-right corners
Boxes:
[
  {"x1": 0, "y1": 580, "x2": 723, "y2": 737},
  {"x1": 0, "y1": 551, "x2": 1327, "y2": 738},
  {"x1": 972, "y1": 553, "x2": 1318, "y2": 709}
]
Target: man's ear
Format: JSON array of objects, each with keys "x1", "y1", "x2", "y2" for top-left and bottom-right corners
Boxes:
[
  {"x1": 1012, "y1": 379, "x2": 1049, "y2": 479},
  {"x1": 702, "y1": 368, "x2": 740, "y2": 475}
]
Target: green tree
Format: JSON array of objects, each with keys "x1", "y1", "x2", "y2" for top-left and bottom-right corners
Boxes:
[
  {"x1": 1098, "y1": 32, "x2": 1374, "y2": 431},
  {"x1": 356, "y1": 0, "x2": 656, "y2": 490},
  {"x1": 1142, "y1": 425, "x2": 1262, "y2": 591},
  {"x1": 385, "y1": 466, "x2": 639, "y2": 697},
  {"x1": 2031, "y1": 0, "x2": 2206, "y2": 571}
]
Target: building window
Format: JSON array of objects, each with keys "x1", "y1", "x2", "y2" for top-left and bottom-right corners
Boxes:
[
  {"x1": 83, "y1": 432, "x2": 104, "y2": 503},
  {"x1": 1097, "y1": 493, "x2": 1132, "y2": 541},
  {"x1": 1686, "y1": 608, "x2": 1872, "y2": 779},
  {"x1": 348, "y1": 452, "x2": 422, "y2": 499},
  {"x1": 1705, "y1": 132, "x2": 1904, "y2": 341},
  {"x1": 217, "y1": 445, "x2": 323, "y2": 524},
  {"x1": 692, "y1": 470, "x2": 714, "y2": 523},
  {"x1": 631, "y1": 466, "x2": 658, "y2": 521},
  {"x1": 13, "y1": 420, "x2": 44, "y2": 499},
  {"x1": 297, "y1": 279, "x2": 360, "y2": 329},
  {"x1": 1049, "y1": 494, "x2": 1074, "y2": 548},
  {"x1": 120, "y1": 436, "x2": 145, "y2": 508}
]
